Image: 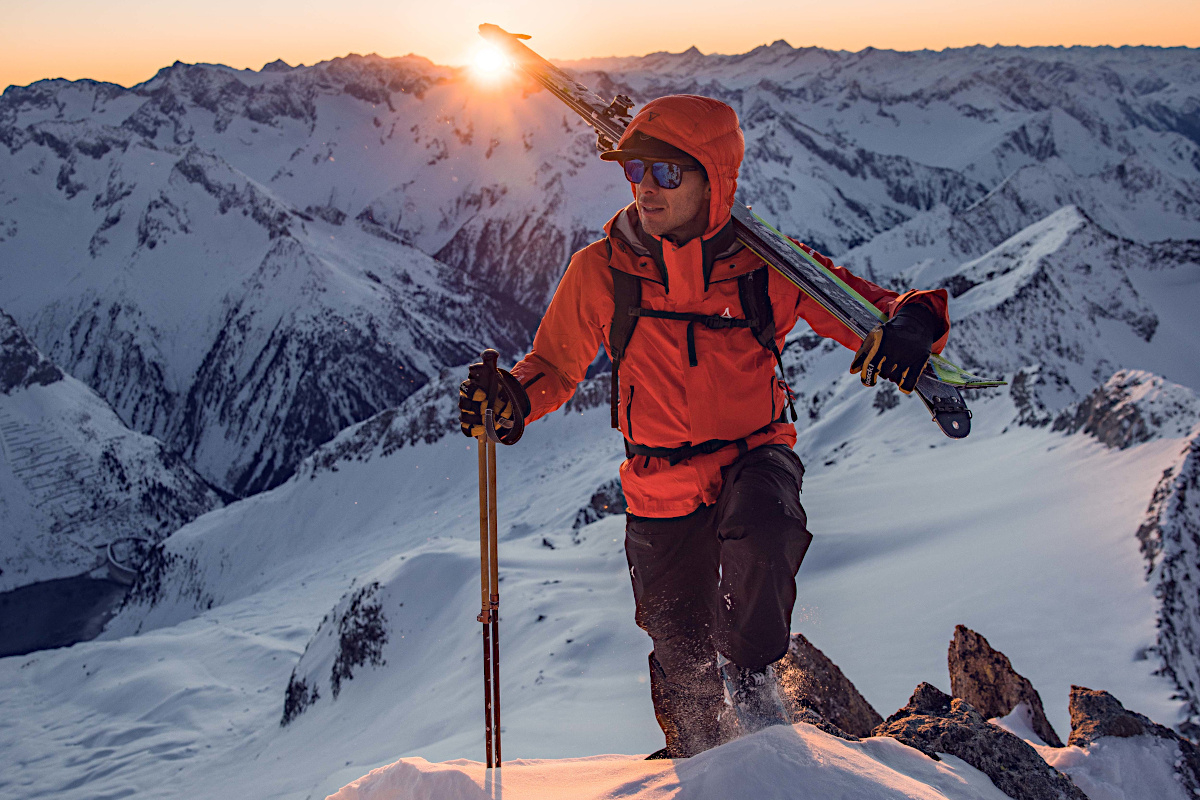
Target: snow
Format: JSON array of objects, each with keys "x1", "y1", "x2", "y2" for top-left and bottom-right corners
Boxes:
[
  {"x1": 987, "y1": 704, "x2": 1194, "y2": 800},
  {"x1": 1041, "y1": 737, "x2": 1192, "y2": 800},
  {"x1": 990, "y1": 702, "x2": 1049, "y2": 747},
  {"x1": 329, "y1": 725, "x2": 1011, "y2": 800},
  {"x1": 0, "y1": 387, "x2": 1188, "y2": 798}
]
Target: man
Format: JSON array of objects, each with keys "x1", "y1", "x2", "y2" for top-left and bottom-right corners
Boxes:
[{"x1": 460, "y1": 95, "x2": 950, "y2": 758}]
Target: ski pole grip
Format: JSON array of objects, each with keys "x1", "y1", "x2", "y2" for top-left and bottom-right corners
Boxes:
[{"x1": 480, "y1": 349, "x2": 503, "y2": 444}]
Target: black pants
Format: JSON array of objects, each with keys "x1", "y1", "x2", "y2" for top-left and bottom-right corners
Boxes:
[{"x1": 624, "y1": 444, "x2": 812, "y2": 755}]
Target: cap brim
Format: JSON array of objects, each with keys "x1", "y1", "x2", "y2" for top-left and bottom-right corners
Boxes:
[{"x1": 599, "y1": 148, "x2": 699, "y2": 164}]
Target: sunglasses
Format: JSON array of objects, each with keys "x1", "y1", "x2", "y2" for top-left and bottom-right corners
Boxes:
[{"x1": 622, "y1": 159, "x2": 701, "y2": 190}]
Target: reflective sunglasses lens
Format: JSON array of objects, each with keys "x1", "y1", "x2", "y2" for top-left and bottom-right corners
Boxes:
[
  {"x1": 623, "y1": 159, "x2": 646, "y2": 184},
  {"x1": 651, "y1": 162, "x2": 684, "y2": 189}
]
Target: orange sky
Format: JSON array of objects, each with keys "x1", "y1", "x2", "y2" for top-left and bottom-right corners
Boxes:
[{"x1": 2, "y1": 0, "x2": 1197, "y2": 90}]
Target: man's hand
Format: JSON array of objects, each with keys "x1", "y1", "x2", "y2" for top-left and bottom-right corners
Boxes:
[
  {"x1": 459, "y1": 360, "x2": 531, "y2": 444},
  {"x1": 849, "y1": 303, "x2": 944, "y2": 395}
]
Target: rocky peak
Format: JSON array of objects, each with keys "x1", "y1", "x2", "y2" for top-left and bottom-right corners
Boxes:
[
  {"x1": 876, "y1": 683, "x2": 1087, "y2": 800},
  {"x1": 948, "y1": 625, "x2": 1064, "y2": 746},
  {"x1": 0, "y1": 308, "x2": 62, "y2": 393},
  {"x1": 774, "y1": 632, "x2": 883, "y2": 739},
  {"x1": 1053, "y1": 369, "x2": 1200, "y2": 449},
  {"x1": 1069, "y1": 686, "x2": 1200, "y2": 795}
]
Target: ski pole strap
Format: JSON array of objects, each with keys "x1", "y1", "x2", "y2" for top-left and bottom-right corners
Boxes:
[{"x1": 623, "y1": 423, "x2": 773, "y2": 466}]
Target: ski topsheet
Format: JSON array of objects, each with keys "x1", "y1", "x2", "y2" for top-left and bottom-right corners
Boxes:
[{"x1": 478, "y1": 24, "x2": 1005, "y2": 439}]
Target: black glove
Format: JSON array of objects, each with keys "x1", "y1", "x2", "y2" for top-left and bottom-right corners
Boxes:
[
  {"x1": 459, "y1": 360, "x2": 531, "y2": 444},
  {"x1": 849, "y1": 303, "x2": 944, "y2": 394}
]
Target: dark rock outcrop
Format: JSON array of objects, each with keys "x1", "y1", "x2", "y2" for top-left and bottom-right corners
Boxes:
[
  {"x1": 948, "y1": 625, "x2": 1063, "y2": 746},
  {"x1": 874, "y1": 683, "x2": 1087, "y2": 800},
  {"x1": 775, "y1": 632, "x2": 883, "y2": 739},
  {"x1": 0, "y1": 309, "x2": 63, "y2": 393},
  {"x1": 1052, "y1": 370, "x2": 1198, "y2": 449},
  {"x1": 1132, "y1": 427, "x2": 1200, "y2": 736},
  {"x1": 572, "y1": 478, "x2": 625, "y2": 532},
  {"x1": 281, "y1": 581, "x2": 388, "y2": 726},
  {"x1": 1069, "y1": 686, "x2": 1200, "y2": 794}
]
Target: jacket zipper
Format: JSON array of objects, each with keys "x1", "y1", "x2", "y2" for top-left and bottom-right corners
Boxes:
[{"x1": 626, "y1": 385, "x2": 635, "y2": 441}]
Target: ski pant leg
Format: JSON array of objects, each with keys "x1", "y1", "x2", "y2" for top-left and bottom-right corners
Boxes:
[
  {"x1": 715, "y1": 444, "x2": 812, "y2": 672},
  {"x1": 625, "y1": 506, "x2": 724, "y2": 755}
]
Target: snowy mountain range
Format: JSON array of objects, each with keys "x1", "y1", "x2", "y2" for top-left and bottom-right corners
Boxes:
[{"x1": 1, "y1": 39, "x2": 1198, "y2": 799}]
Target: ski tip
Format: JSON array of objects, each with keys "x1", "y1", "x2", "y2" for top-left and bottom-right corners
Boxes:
[{"x1": 478, "y1": 23, "x2": 530, "y2": 40}]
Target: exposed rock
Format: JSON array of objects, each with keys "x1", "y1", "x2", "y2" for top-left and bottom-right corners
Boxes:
[
  {"x1": 1136, "y1": 426, "x2": 1200, "y2": 735},
  {"x1": 281, "y1": 581, "x2": 388, "y2": 726},
  {"x1": 562, "y1": 373, "x2": 612, "y2": 415},
  {"x1": 875, "y1": 683, "x2": 1087, "y2": 800},
  {"x1": 1009, "y1": 365, "x2": 1073, "y2": 429},
  {"x1": 1069, "y1": 685, "x2": 1200, "y2": 795},
  {"x1": 572, "y1": 478, "x2": 625, "y2": 531},
  {"x1": 791, "y1": 707, "x2": 861, "y2": 742},
  {"x1": 948, "y1": 625, "x2": 1063, "y2": 746},
  {"x1": 774, "y1": 632, "x2": 883, "y2": 739},
  {"x1": 330, "y1": 583, "x2": 388, "y2": 699},
  {"x1": 0, "y1": 308, "x2": 63, "y2": 393},
  {"x1": 300, "y1": 370, "x2": 460, "y2": 478},
  {"x1": 872, "y1": 383, "x2": 900, "y2": 414},
  {"x1": 1053, "y1": 370, "x2": 1200, "y2": 449}
]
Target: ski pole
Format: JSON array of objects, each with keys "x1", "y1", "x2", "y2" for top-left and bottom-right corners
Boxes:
[{"x1": 476, "y1": 349, "x2": 503, "y2": 769}]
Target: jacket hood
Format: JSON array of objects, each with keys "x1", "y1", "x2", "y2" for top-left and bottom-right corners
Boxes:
[{"x1": 616, "y1": 95, "x2": 744, "y2": 238}]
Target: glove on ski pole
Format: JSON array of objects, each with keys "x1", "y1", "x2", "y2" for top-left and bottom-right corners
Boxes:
[
  {"x1": 459, "y1": 355, "x2": 530, "y2": 444},
  {"x1": 849, "y1": 303, "x2": 944, "y2": 395}
]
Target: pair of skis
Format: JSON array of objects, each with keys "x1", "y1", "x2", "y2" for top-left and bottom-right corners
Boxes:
[{"x1": 478, "y1": 24, "x2": 1005, "y2": 438}]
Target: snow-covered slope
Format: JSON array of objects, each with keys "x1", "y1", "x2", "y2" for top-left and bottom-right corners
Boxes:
[
  {"x1": 0, "y1": 379, "x2": 1191, "y2": 799},
  {"x1": 0, "y1": 309, "x2": 222, "y2": 591}
]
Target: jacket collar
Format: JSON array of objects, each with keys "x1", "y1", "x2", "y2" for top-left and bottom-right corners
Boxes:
[{"x1": 604, "y1": 204, "x2": 745, "y2": 290}]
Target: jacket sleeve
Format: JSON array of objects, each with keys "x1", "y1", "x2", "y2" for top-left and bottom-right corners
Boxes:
[
  {"x1": 509, "y1": 245, "x2": 612, "y2": 424},
  {"x1": 789, "y1": 242, "x2": 950, "y2": 354}
]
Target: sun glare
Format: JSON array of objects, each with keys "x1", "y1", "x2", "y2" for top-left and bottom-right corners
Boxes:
[{"x1": 471, "y1": 45, "x2": 511, "y2": 82}]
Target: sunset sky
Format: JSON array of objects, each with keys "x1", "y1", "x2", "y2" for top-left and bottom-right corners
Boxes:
[{"x1": 2, "y1": 0, "x2": 1197, "y2": 90}]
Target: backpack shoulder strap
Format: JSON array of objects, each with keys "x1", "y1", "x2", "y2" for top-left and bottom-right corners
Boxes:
[
  {"x1": 738, "y1": 267, "x2": 798, "y2": 422},
  {"x1": 737, "y1": 267, "x2": 777, "y2": 353},
  {"x1": 609, "y1": 265, "x2": 642, "y2": 429}
]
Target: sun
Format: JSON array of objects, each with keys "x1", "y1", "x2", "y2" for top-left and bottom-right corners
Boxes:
[{"x1": 471, "y1": 45, "x2": 511, "y2": 82}]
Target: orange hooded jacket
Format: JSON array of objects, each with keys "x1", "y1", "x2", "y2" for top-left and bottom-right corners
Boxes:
[{"x1": 510, "y1": 95, "x2": 949, "y2": 518}]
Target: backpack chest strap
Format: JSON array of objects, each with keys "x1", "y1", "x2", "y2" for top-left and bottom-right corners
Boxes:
[{"x1": 628, "y1": 307, "x2": 756, "y2": 329}]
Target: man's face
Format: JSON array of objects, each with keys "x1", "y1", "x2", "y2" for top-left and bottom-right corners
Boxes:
[{"x1": 633, "y1": 164, "x2": 712, "y2": 244}]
